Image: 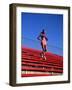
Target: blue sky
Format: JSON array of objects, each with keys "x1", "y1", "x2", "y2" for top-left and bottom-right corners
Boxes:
[{"x1": 21, "y1": 12, "x2": 63, "y2": 56}]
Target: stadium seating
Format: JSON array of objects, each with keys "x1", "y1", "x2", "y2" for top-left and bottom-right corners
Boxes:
[{"x1": 21, "y1": 47, "x2": 63, "y2": 77}]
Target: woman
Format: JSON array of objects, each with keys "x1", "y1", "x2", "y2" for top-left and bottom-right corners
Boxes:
[{"x1": 37, "y1": 29, "x2": 48, "y2": 60}]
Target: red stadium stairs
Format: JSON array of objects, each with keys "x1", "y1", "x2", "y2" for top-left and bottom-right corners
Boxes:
[{"x1": 21, "y1": 47, "x2": 63, "y2": 77}]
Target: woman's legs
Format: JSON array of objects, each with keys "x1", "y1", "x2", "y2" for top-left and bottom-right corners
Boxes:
[
  {"x1": 41, "y1": 43, "x2": 46, "y2": 60},
  {"x1": 44, "y1": 45, "x2": 47, "y2": 52}
]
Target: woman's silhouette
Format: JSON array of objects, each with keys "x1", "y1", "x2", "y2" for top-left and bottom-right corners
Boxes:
[{"x1": 37, "y1": 29, "x2": 48, "y2": 60}]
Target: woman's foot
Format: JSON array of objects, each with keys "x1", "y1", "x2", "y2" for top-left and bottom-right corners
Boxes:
[
  {"x1": 40, "y1": 52, "x2": 46, "y2": 61},
  {"x1": 40, "y1": 53, "x2": 43, "y2": 58},
  {"x1": 44, "y1": 56, "x2": 46, "y2": 60}
]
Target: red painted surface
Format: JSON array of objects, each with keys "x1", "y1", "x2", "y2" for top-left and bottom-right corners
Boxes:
[
  {"x1": 21, "y1": 47, "x2": 63, "y2": 77},
  {"x1": 22, "y1": 66, "x2": 63, "y2": 73},
  {"x1": 21, "y1": 74, "x2": 54, "y2": 77}
]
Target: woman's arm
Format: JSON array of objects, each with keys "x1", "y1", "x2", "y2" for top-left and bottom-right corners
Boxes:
[
  {"x1": 45, "y1": 36, "x2": 48, "y2": 41},
  {"x1": 37, "y1": 34, "x2": 41, "y2": 40}
]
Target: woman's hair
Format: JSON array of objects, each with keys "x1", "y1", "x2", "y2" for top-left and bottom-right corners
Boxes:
[{"x1": 41, "y1": 29, "x2": 45, "y2": 34}]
